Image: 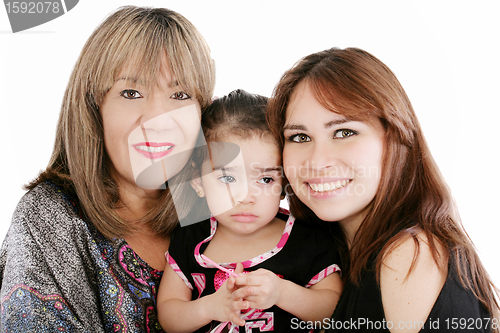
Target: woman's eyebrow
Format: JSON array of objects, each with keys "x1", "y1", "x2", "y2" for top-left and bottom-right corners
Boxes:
[
  {"x1": 324, "y1": 118, "x2": 351, "y2": 128},
  {"x1": 169, "y1": 80, "x2": 180, "y2": 88},
  {"x1": 283, "y1": 124, "x2": 306, "y2": 131},
  {"x1": 284, "y1": 118, "x2": 352, "y2": 131},
  {"x1": 116, "y1": 77, "x2": 145, "y2": 85}
]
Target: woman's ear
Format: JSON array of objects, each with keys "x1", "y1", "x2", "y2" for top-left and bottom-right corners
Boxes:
[{"x1": 190, "y1": 177, "x2": 205, "y2": 198}]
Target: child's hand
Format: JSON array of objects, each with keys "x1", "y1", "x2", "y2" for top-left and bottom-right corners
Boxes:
[
  {"x1": 233, "y1": 268, "x2": 283, "y2": 310},
  {"x1": 208, "y1": 263, "x2": 251, "y2": 326}
]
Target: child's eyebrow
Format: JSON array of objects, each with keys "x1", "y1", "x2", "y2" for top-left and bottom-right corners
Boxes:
[
  {"x1": 254, "y1": 167, "x2": 282, "y2": 173},
  {"x1": 212, "y1": 165, "x2": 239, "y2": 172}
]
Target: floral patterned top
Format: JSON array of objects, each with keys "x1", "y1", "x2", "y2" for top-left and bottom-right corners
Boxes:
[{"x1": 0, "y1": 182, "x2": 165, "y2": 332}]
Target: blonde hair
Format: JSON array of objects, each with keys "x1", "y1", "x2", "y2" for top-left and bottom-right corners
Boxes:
[
  {"x1": 27, "y1": 6, "x2": 215, "y2": 238},
  {"x1": 268, "y1": 47, "x2": 499, "y2": 315}
]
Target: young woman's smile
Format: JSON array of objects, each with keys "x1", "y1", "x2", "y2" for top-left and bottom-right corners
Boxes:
[{"x1": 283, "y1": 81, "x2": 385, "y2": 231}]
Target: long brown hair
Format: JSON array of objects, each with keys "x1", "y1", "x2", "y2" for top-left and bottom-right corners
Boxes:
[
  {"x1": 26, "y1": 6, "x2": 215, "y2": 239},
  {"x1": 267, "y1": 47, "x2": 499, "y2": 314}
]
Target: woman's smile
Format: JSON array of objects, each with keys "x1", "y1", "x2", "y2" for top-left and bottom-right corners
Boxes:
[
  {"x1": 306, "y1": 178, "x2": 352, "y2": 195},
  {"x1": 133, "y1": 142, "x2": 175, "y2": 159}
]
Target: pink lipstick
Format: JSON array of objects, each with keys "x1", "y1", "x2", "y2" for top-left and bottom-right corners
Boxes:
[{"x1": 133, "y1": 142, "x2": 175, "y2": 159}]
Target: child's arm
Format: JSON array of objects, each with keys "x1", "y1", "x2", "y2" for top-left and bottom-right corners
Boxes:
[
  {"x1": 233, "y1": 264, "x2": 342, "y2": 322},
  {"x1": 157, "y1": 261, "x2": 251, "y2": 332}
]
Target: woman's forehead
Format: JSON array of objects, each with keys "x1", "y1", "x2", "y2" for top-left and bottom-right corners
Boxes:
[{"x1": 114, "y1": 56, "x2": 176, "y2": 89}]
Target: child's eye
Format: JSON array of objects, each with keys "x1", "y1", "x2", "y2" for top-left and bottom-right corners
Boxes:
[
  {"x1": 289, "y1": 134, "x2": 311, "y2": 143},
  {"x1": 333, "y1": 129, "x2": 357, "y2": 139},
  {"x1": 218, "y1": 175, "x2": 236, "y2": 184},
  {"x1": 120, "y1": 89, "x2": 143, "y2": 99},
  {"x1": 171, "y1": 91, "x2": 191, "y2": 100},
  {"x1": 257, "y1": 177, "x2": 274, "y2": 185}
]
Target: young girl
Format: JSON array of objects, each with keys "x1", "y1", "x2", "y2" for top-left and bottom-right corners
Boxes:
[
  {"x1": 157, "y1": 89, "x2": 342, "y2": 333},
  {"x1": 267, "y1": 47, "x2": 499, "y2": 332}
]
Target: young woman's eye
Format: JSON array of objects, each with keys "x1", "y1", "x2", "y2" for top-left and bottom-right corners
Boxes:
[
  {"x1": 218, "y1": 175, "x2": 236, "y2": 184},
  {"x1": 171, "y1": 91, "x2": 191, "y2": 100},
  {"x1": 289, "y1": 134, "x2": 311, "y2": 143},
  {"x1": 333, "y1": 129, "x2": 357, "y2": 139},
  {"x1": 257, "y1": 177, "x2": 274, "y2": 185},
  {"x1": 120, "y1": 89, "x2": 143, "y2": 99}
]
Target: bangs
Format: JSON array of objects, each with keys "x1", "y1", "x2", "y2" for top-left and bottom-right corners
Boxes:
[
  {"x1": 306, "y1": 71, "x2": 382, "y2": 123},
  {"x1": 88, "y1": 6, "x2": 214, "y2": 108}
]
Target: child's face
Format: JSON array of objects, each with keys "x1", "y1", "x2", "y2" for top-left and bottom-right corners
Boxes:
[{"x1": 198, "y1": 135, "x2": 283, "y2": 236}]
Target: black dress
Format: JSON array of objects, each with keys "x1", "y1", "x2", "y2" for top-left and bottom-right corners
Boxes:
[
  {"x1": 167, "y1": 209, "x2": 341, "y2": 333},
  {"x1": 328, "y1": 257, "x2": 493, "y2": 332}
]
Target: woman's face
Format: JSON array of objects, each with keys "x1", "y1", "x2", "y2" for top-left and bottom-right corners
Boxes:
[
  {"x1": 101, "y1": 59, "x2": 201, "y2": 194},
  {"x1": 283, "y1": 81, "x2": 384, "y2": 233}
]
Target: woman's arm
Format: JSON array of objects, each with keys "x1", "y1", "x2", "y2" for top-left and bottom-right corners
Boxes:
[
  {"x1": 157, "y1": 260, "x2": 251, "y2": 332},
  {"x1": 233, "y1": 266, "x2": 342, "y2": 322},
  {"x1": 0, "y1": 185, "x2": 102, "y2": 332},
  {"x1": 380, "y1": 232, "x2": 447, "y2": 333}
]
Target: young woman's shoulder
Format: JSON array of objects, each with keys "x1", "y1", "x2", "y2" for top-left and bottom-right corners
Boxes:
[{"x1": 380, "y1": 231, "x2": 447, "y2": 333}]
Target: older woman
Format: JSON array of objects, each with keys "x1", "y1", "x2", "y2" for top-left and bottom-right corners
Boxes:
[
  {"x1": 268, "y1": 47, "x2": 499, "y2": 332},
  {"x1": 0, "y1": 6, "x2": 214, "y2": 332}
]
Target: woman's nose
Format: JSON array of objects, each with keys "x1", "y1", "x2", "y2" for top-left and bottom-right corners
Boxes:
[
  {"x1": 305, "y1": 140, "x2": 339, "y2": 172},
  {"x1": 140, "y1": 98, "x2": 177, "y2": 132}
]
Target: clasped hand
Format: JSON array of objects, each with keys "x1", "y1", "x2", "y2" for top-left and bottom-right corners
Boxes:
[{"x1": 208, "y1": 263, "x2": 284, "y2": 327}]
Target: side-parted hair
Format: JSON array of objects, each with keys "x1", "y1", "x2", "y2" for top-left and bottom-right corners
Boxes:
[
  {"x1": 26, "y1": 6, "x2": 215, "y2": 238},
  {"x1": 267, "y1": 47, "x2": 499, "y2": 314}
]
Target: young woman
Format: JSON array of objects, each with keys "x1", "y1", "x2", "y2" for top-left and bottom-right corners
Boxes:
[
  {"x1": 0, "y1": 6, "x2": 214, "y2": 332},
  {"x1": 267, "y1": 47, "x2": 499, "y2": 332}
]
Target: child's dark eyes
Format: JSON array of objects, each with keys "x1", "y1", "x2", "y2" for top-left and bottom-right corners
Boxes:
[{"x1": 257, "y1": 177, "x2": 274, "y2": 185}]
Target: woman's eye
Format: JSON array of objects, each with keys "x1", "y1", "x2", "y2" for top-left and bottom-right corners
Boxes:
[
  {"x1": 120, "y1": 89, "x2": 143, "y2": 99},
  {"x1": 171, "y1": 91, "x2": 191, "y2": 100},
  {"x1": 333, "y1": 129, "x2": 356, "y2": 139},
  {"x1": 290, "y1": 134, "x2": 311, "y2": 143},
  {"x1": 257, "y1": 177, "x2": 274, "y2": 185},
  {"x1": 218, "y1": 175, "x2": 236, "y2": 184}
]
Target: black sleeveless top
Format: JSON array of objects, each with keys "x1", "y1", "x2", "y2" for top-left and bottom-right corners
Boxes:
[{"x1": 328, "y1": 257, "x2": 492, "y2": 332}]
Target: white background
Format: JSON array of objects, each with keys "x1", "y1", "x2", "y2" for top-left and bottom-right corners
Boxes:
[{"x1": 1, "y1": 1, "x2": 499, "y2": 287}]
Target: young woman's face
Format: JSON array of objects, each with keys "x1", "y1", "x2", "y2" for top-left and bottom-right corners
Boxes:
[
  {"x1": 198, "y1": 136, "x2": 283, "y2": 237},
  {"x1": 101, "y1": 59, "x2": 201, "y2": 194},
  {"x1": 283, "y1": 82, "x2": 385, "y2": 233}
]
